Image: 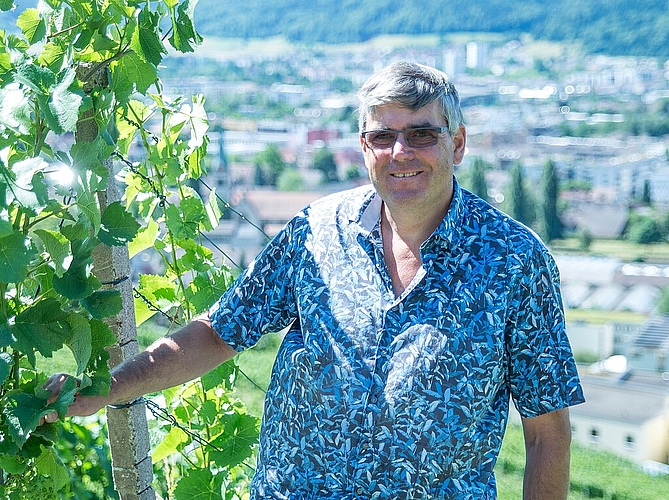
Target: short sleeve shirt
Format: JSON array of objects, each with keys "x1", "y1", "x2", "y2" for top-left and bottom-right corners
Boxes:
[{"x1": 209, "y1": 179, "x2": 585, "y2": 499}]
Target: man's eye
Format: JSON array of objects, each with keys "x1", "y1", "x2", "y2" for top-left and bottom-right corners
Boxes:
[
  {"x1": 411, "y1": 129, "x2": 435, "y2": 138},
  {"x1": 372, "y1": 132, "x2": 393, "y2": 140}
]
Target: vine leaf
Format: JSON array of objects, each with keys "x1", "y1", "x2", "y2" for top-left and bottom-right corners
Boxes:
[
  {"x1": 173, "y1": 467, "x2": 226, "y2": 500},
  {"x1": 2, "y1": 376, "x2": 78, "y2": 449},
  {"x1": 152, "y1": 425, "x2": 189, "y2": 463},
  {"x1": 16, "y1": 9, "x2": 46, "y2": 45},
  {"x1": 12, "y1": 298, "x2": 71, "y2": 367},
  {"x1": 52, "y1": 236, "x2": 101, "y2": 300},
  {"x1": 98, "y1": 201, "x2": 141, "y2": 246},
  {"x1": 81, "y1": 290, "x2": 123, "y2": 319},
  {"x1": 34, "y1": 229, "x2": 70, "y2": 277},
  {"x1": 208, "y1": 412, "x2": 259, "y2": 468},
  {"x1": 169, "y1": 0, "x2": 203, "y2": 53},
  {"x1": 128, "y1": 217, "x2": 159, "y2": 258},
  {"x1": 65, "y1": 312, "x2": 92, "y2": 376},
  {"x1": 46, "y1": 67, "x2": 83, "y2": 134},
  {"x1": 0, "y1": 232, "x2": 35, "y2": 283},
  {"x1": 35, "y1": 445, "x2": 69, "y2": 492}
]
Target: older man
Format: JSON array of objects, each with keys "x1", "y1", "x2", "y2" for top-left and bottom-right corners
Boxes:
[{"x1": 47, "y1": 61, "x2": 584, "y2": 499}]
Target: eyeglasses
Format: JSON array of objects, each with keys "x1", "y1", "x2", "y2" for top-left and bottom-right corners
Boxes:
[{"x1": 361, "y1": 126, "x2": 449, "y2": 150}]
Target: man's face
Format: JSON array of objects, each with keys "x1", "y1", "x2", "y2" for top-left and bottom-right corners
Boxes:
[{"x1": 360, "y1": 101, "x2": 466, "y2": 214}]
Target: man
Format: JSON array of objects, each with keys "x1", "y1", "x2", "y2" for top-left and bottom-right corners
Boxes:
[{"x1": 46, "y1": 61, "x2": 585, "y2": 499}]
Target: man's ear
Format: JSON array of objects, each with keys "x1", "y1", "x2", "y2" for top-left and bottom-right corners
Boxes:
[{"x1": 452, "y1": 125, "x2": 467, "y2": 165}]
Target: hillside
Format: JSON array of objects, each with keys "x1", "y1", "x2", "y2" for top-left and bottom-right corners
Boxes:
[
  {"x1": 192, "y1": 0, "x2": 669, "y2": 59},
  {"x1": 1, "y1": 1, "x2": 668, "y2": 58}
]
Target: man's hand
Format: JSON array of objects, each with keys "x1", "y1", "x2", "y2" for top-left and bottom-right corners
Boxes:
[
  {"x1": 40, "y1": 312, "x2": 237, "y2": 425},
  {"x1": 40, "y1": 373, "x2": 108, "y2": 425}
]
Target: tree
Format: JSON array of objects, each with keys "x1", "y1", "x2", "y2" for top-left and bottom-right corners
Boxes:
[
  {"x1": 539, "y1": 159, "x2": 563, "y2": 242},
  {"x1": 505, "y1": 161, "x2": 535, "y2": 226},
  {"x1": 253, "y1": 144, "x2": 286, "y2": 186},
  {"x1": 469, "y1": 157, "x2": 489, "y2": 201},
  {"x1": 641, "y1": 179, "x2": 652, "y2": 206},
  {"x1": 313, "y1": 146, "x2": 339, "y2": 183},
  {"x1": 277, "y1": 168, "x2": 305, "y2": 191}
]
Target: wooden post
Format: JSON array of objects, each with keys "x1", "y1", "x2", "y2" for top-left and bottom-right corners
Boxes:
[{"x1": 76, "y1": 64, "x2": 155, "y2": 500}]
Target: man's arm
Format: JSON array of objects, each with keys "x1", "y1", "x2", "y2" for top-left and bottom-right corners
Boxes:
[
  {"x1": 44, "y1": 312, "x2": 237, "y2": 420},
  {"x1": 521, "y1": 408, "x2": 572, "y2": 500}
]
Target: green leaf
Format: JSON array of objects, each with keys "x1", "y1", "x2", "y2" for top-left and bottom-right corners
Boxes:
[
  {"x1": 65, "y1": 312, "x2": 92, "y2": 376},
  {"x1": 35, "y1": 445, "x2": 69, "y2": 492},
  {"x1": 75, "y1": 173, "x2": 102, "y2": 233},
  {"x1": 128, "y1": 217, "x2": 159, "y2": 258},
  {"x1": 0, "y1": 209, "x2": 12, "y2": 238},
  {"x1": 12, "y1": 298, "x2": 71, "y2": 366},
  {"x1": 131, "y1": 8, "x2": 166, "y2": 67},
  {"x1": 0, "y1": 0, "x2": 15, "y2": 12},
  {"x1": 151, "y1": 425, "x2": 189, "y2": 463},
  {"x1": 81, "y1": 289, "x2": 122, "y2": 319},
  {"x1": 14, "y1": 62, "x2": 55, "y2": 95},
  {"x1": 52, "y1": 236, "x2": 101, "y2": 300},
  {"x1": 112, "y1": 51, "x2": 157, "y2": 97},
  {"x1": 17, "y1": 9, "x2": 46, "y2": 45},
  {"x1": 37, "y1": 42, "x2": 66, "y2": 72},
  {"x1": 0, "y1": 232, "x2": 35, "y2": 283},
  {"x1": 169, "y1": 0, "x2": 203, "y2": 53},
  {"x1": 0, "y1": 352, "x2": 12, "y2": 385},
  {"x1": 10, "y1": 157, "x2": 50, "y2": 213},
  {"x1": 208, "y1": 412, "x2": 259, "y2": 468},
  {"x1": 0, "y1": 454, "x2": 27, "y2": 475},
  {"x1": 201, "y1": 361, "x2": 237, "y2": 392},
  {"x1": 34, "y1": 229, "x2": 70, "y2": 277},
  {"x1": 0, "y1": 322, "x2": 14, "y2": 348},
  {"x1": 173, "y1": 467, "x2": 225, "y2": 500},
  {"x1": 204, "y1": 187, "x2": 222, "y2": 231},
  {"x1": 1, "y1": 377, "x2": 77, "y2": 448},
  {"x1": 98, "y1": 201, "x2": 140, "y2": 246},
  {"x1": 0, "y1": 85, "x2": 32, "y2": 135},
  {"x1": 46, "y1": 67, "x2": 83, "y2": 134}
]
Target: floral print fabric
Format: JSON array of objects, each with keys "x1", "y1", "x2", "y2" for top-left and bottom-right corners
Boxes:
[{"x1": 209, "y1": 179, "x2": 585, "y2": 499}]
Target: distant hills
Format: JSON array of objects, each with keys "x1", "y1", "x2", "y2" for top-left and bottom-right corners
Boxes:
[
  {"x1": 192, "y1": 0, "x2": 669, "y2": 59},
  {"x1": 1, "y1": 1, "x2": 668, "y2": 59}
]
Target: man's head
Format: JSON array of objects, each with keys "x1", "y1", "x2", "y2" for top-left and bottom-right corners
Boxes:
[{"x1": 357, "y1": 61, "x2": 464, "y2": 136}]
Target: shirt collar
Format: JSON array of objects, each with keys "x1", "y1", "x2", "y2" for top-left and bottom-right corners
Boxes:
[{"x1": 352, "y1": 177, "x2": 465, "y2": 251}]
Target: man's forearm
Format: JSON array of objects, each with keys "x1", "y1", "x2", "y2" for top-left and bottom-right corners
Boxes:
[{"x1": 65, "y1": 313, "x2": 237, "y2": 417}]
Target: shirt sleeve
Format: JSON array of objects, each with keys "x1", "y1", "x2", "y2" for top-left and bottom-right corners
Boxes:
[
  {"x1": 506, "y1": 242, "x2": 585, "y2": 418},
  {"x1": 208, "y1": 216, "x2": 301, "y2": 351}
]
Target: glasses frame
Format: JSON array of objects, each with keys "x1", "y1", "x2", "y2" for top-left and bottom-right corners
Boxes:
[{"x1": 361, "y1": 126, "x2": 449, "y2": 150}]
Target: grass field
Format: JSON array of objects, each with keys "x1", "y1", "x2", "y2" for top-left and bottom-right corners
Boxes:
[{"x1": 552, "y1": 238, "x2": 669, "y2": 263}]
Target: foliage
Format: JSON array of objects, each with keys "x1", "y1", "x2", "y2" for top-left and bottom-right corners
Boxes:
[
  {"x1": 312, "y1": 146, "x2": 339, "y2": 184},
  {"x1": 539, "y1": 159, "x2": 563, "y2": 242},
  {"x1": 151, "y1": 363, "x2": 259, "y2": 499},
  {"x1": 504, "y1": 161, "x2": 535, "y2": 227},
  {"x1": 463, "y1": 156, "x2": 490, "y2": 201},
  {"x1": 277, "y1": 168, "x2": 305, "y2": 191},
  {"x1": 253, "y1": 143, "x2": 287, "y2": 186},
  {"x1": 163, "y1": 0, "x2": 669, "y2": 59},
  {"x1": 0, "y1": 0, "x2": 251, "y2": 497}
]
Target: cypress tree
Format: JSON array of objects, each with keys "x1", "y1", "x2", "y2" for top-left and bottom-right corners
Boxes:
[{"x1": 540, "y1": 159, "x2": 563, "y2": 242}]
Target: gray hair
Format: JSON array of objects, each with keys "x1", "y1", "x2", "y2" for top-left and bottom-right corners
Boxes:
[{"x1": 357, "y1": 61, "x2": 463, "y2": 136}]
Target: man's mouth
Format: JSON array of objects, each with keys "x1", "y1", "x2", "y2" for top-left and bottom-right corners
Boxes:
[{"x1": 392, "y1": 172, "x2": 419, "y2": 178}]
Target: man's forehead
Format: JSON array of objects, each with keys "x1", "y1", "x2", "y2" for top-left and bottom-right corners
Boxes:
[{"x1": 366, "y1": 102, "x2": 443, "y2": 127}]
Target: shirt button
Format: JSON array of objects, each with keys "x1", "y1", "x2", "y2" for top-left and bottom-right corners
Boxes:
[
  {"x1": 362, "y1": 442, "x2": 371, "y2": 450},
  {"x1": 356, "y1": 487, "x2": 364, "y2": 495},
  {"x1": 369, "y1": 396, "x2": 378, "y2": 404}
]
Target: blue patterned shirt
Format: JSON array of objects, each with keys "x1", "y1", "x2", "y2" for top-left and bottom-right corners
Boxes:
[{"x1": 210, "y1": 179, "x2": 585, "y2": 499}]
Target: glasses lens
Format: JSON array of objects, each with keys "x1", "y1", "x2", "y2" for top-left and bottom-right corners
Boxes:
[
  {"x1": 406, "y1": 128, "x2": 440, "y2": 147},
  {"x1": 366, "y1": 130, "x2": 398, "y2": 149}
]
